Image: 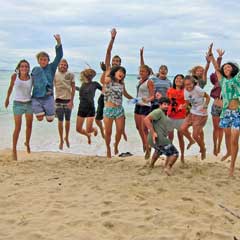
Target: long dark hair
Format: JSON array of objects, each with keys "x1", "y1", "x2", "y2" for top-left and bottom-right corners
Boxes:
[
  {"x1": 109, "y1": 66, "x2": 126, "y2": 84},
  {"x1": 15, "y1": 59, "x2": 30, "y2": 78},
  {"x1": 220, "y1": 62, "x2": 239, "y2": 78},
  {"x1": 172, "y1": 74, "x2": 184, "y2": 89}
]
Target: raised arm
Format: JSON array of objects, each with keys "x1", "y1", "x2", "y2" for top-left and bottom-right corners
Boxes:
[
  {"x1": 5, "y1": 73, "x2": 17, "y2": 108},
  {"x1": 207, "y1": 43, "x2": 222, "y2": 81},
  {"x1": 105, "y1": 28, "x2": 117, "y2": 69},
  {"x1": 216, "y1": 48, "x2": 225, "y2": 68},
  {"x1": 140, "y1": 47, "x2": 145, "y2": 66},
  {"x1": 51, "y1": 34, "x2": 63, "y2": 70},
  {"x1": 203, "y1": 43, "x2": 213, "y2": 81}
]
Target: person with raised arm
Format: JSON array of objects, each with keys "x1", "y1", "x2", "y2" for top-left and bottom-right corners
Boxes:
[
  {"x1": 209, "y1": 49, "x2": 225, "y2": 156},
  {"x1": 207, "y1": 43, "x2": 240, "y2": 176},
  {"x1": 134, "y1": 58, "x2": 154, "y2": 159},
  {"x1": 5, "y1": 60, "x2": 33, "y2": 160},
  {"x1": 103, "y1": 66, "x2": 133, "y2": 158},
  {"x1": 31, "y1": 34, "x2": 63, "y2": 122}
]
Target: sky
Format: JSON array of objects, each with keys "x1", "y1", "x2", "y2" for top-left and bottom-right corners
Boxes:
[{"x1": 0, "y1": 0, "x2": 240, "y2": 75}]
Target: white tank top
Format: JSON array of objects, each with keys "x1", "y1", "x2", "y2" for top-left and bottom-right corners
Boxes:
[
  {"x1": 137, "y1": 79, "x2": 151, "y2": 106},
  {"x1": 14, "y1": 75, "x2": 32, "y2": 102}
]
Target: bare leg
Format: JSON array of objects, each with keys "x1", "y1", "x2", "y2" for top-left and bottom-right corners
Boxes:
[
  {"x1": 114, "y1": 116, "x2": 125, "y2": 155},
  {"x1": 192, "y1": 126, "x2": 206, "y2": 160},
  {"x1": 65, "y1": 121, "x2": 70, "y2": 148},
  {"x1": 103, "y1": 117, "x2": 114, "y2": 158},
  {"x1": 122, "y1": 116, "x2": 127, "y2": 141},
  {"x1": 180, "y1": 122, "x2": 195, "y2": 149},
  {"x1": 13, "y1": 115, "x2": 22, "y2": 160},
  {"x1": 177, "y1": 130, "x2": 185, "y2": 163},
  {"x1": 76, "y1": 116, "x2": 91, "y2": 144},
  {"x1": 25, "y1": 113, "x2": 33, "y2": 153},
  {"x1": 221, "y1": 128, "x2": 231, "y2": 161},
  {"x1": 95, "y1": 119, "x2": 105, "y2": 139},
  {"x1": 58, "y1": 120, "x2": 64, "y2": 150},
  {"x1": 150, "y1": 149, "x2": 160, "y2": 168},
  {"x1": 168, "y1": 131, "x2": 174, "y2": 142},
  {"x1": 36, "y1": 115, "x2": 44, "y2": 121},
  {"x1": 164, "y1": 155, "x2": 178, "y2": 176},
  {"x1": 229, "y1": 129, "x2": 239, "y2": 177},
  {"x1": 86, "y1": 117, "x2": 97, "y2": 136}
]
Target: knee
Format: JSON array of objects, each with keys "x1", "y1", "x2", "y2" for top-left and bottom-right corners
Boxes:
[{"x1": 36, "y1": 116, "x2": 44, "y2": 121}]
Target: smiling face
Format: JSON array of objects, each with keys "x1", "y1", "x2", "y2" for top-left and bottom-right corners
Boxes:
[
  {"x1": 159, "y1": 102, "x2": 169, "y2": 111},
  {"x1": 19, "y1": 61, "x2": 30, "y2": 76},
  {"x1": 58, "y1": 60, "x2": 68, "y2": 73},
  {"x1": 223, "y1": 64, "x2": 233, "y2": 78},
  {"x1": 174, "y1": 75, "x2": 184, "y2": 88},
  {"x1": 184, "y1": 79, "x2": 194, "y2": 91},
  {"x1": 139, "y1": 67, "x2": 150, "y2": 80},
  {"x1": 158, "y1": 65, "x2": 168, "y2": 79},
  {"x1": 114, "y1": 69, "x2": 125, "y2": 81},
  {"x1": 38, "y1": 56, "x2": 49, "y2": 68},
  {"x1": 194, "y1": 66, "x2": 204, "y2": 78},
  {"x1": 112, "y1": 56, "x2": 121, "y2": 67}
]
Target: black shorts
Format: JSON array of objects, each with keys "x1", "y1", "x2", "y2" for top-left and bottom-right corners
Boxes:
[
  {"x1": 151, "y1": 104, "x2": 159, "y2": 112},
  {"x1": 95, "y1": 94, "x2": 104, "y2": 120},
  {"x1": 55, "y1": 99, "x2": 72, "y2": 121},
  {"x1": 154, "y1": 144, "x2": 179, "y2": 157},
  {"x1": 77, "y1": 105, "x2": 95, "y2": 118},
  {"x1": 134, "y1": 104, "x2": 151, "y2": 116}
]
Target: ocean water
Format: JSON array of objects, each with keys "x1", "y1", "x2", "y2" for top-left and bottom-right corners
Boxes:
[{"x1": 0, "y1": 70, "x2": 225, "y2": 157}]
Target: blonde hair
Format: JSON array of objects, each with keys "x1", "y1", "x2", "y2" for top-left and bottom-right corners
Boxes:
[
  {"x1": 189, "y1": 65, "x2": 204, "y2": 75},
  {"x1": 80, "y1": 69, "x2": 96, "y2": 83},
  {"x1": 36, "y1": 51, "x2": 50, "y2": 61}
]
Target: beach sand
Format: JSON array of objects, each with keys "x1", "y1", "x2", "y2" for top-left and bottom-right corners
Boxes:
[{"x1": 0, "y1": 149, "x2": 239, "y2": 240}]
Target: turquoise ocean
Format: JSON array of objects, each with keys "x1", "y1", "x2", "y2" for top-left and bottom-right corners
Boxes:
[{"x1": 0, "y1": 70, "x2": 226, "y2": 157}]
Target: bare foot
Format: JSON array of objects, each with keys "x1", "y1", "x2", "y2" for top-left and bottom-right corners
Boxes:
[
  {"x1": 24, "y1": 142, "x2": 31, "y2": 153},
  {"x1": 144, "y1": 147, "x2": 151, "y2": 160},
  {"x1": 59, "y1": 141, "x2": 64, "y2": 150},
  {"x1": 87, "y1": 134, "x2": 91, "y2": 145},
  {"x1": 12, "y1": 150, "x2": 17, "y2": 161},
  {"x1": 217, "y1": 146, "x2": 221, "y2": 155},
  {"x1": 221, "y1": 153, "x2": 231, "y2": 161},
  {"x1": 93, "y1": 128, "x2": 98, "y2": 137},
  {"x1": 213, "y1": 146, "x2": 218, "y2": 156},
  {"x1": 114, "y1": 143, "x2": 119, "y2": 155},
  {"x1": 107, "y1": 147, "x2": 111, "y2": 158},
  {"x1": 164, "y1": 167, "x2": 171, "y2": 176},
  {"x1": 187, "y1": 140, "x2": 195, "y2": 150},
  {"x1": 64, "y1": 137, "x2": 70, "y2": 148},
  {"x1": 200, "y1": 148, "x2": 206, "y2": 160},
  {"x1": 180, "y1": 155, "x2": 185, "y2": 164},
  {"x1": 123, "y1": 132, "x2": 127, "y2": 141},
  {"x1": 229, "y1": 167, "x2": 234, "y2": 177}
]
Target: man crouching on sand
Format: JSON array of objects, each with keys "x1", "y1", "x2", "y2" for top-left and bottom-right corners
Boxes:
[{"x1": 144, "y1": 97, "x2": 179, "y2": 175}]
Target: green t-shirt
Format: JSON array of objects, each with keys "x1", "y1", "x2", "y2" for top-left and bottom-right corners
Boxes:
[
  {"x1": 220, "y1": 72, "x2": 240, "y2": 117},
  {"x1": 147, "y1": 108, "x2": 172, "y2": 147}
]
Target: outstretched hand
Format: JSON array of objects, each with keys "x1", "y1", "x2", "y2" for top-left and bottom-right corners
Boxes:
[
  {"x1": 216, "y1": 48, "x2": 225, "y2": 57},
  {"x1": 140, "y1": 47, "x2": 144, "y2": 56},
  {"x1": 54, "y1": 34, "x2": 61, "y2": 45},
  {"x1": 111, "y1": 28, "x2": 117, "y2": 39},
  {"x1": 100, "y1": 62, "x2": 106, "y2": 72}
]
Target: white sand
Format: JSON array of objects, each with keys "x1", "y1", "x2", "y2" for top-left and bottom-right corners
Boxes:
[{"x1": 0, "y1": 149, "x2": 240, "y2": 240}]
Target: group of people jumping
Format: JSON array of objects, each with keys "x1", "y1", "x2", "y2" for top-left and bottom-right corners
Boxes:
[{"x1": 4, "y1": 29, "x2": 240, "y2": 177}]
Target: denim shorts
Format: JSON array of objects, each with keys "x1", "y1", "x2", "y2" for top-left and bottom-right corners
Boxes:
[
  {"x1": 55, "y1": 101, "x2": 72, "y2": 121},
  {"x1": 13, "y1": 101, "x2": 33, "y2": 115},
  {"x1": 219, "y1": 109, "x2": 240, "y2": 130},
  {"x1": 32, "y1": 95, "x2": 55, "y2": 117},
  {"x1": 103, "y1": 106, "x2": 124, "y2": 119},
  {"x1": 154, "y1": 144, "x2": 179, "y2": 157},
  {"x1": 211, "y1": 104, "x2": 222, "y2": 117}
]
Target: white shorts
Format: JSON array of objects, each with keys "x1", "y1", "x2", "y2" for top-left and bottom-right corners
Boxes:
[{"x1": 169, "y1": 118, "x2": 184, "y2": 131}]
